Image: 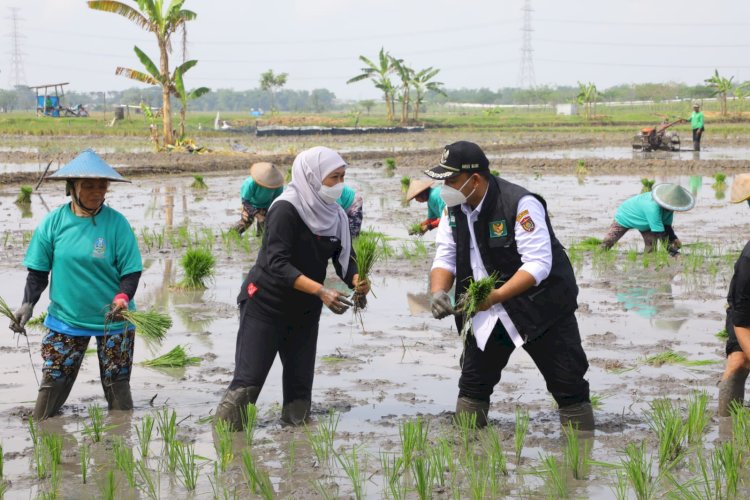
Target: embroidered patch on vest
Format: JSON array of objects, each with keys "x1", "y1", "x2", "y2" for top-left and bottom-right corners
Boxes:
[
  {"x1": 489, "y1": 220, "x2": 507, "y2": 238},
  {"x1": 515, "y1": 209, "x2": 529, "y2": 222},
  {"x1": 520, "y1": 215, "x2": 535, "y2": 232}
]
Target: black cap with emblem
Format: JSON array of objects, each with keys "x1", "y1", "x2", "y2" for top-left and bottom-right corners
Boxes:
[{"x1": 424, "y1": 141, "x2": 490, "y2": 180}]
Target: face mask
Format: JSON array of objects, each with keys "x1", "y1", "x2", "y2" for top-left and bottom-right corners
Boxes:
[
  {"x1": 319, "y1": 182, "x2": 345, "y2": 204},
  {"x1": 440, "y1": 176, "x2": 476, "y2": 207}
]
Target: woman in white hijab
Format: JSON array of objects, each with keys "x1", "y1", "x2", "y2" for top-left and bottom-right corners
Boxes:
[{"x1": 215, "y1": 146, "x2": 369, "y2": 428}]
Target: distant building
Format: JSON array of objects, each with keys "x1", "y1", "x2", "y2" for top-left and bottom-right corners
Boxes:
[{"x1": 556, "y1": 103, "x2": 578, "y2": 116}]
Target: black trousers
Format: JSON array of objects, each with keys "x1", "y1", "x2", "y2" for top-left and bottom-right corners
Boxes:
[
  {"x1": 229, "y1": 300, "x2": 320, "y2": 405},
  {"x1": 692, "y1": 127, "x2": 704, "y2": 151},
  {"x1": 458, "y1": 313, "x2": 590, "y2": 408}
]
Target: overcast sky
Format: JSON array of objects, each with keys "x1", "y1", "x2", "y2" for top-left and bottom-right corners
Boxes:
[{"x1": 4, "y1": 0, "x2": 750, "y2": 100}]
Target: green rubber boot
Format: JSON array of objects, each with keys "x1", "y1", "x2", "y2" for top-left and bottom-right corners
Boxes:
[
  {"x1": 454, "y1": 396, "x2": 490, "y2": 428},
  {"x1": 103, "y1": 380, "x2": 134, "y2": 411},
  {"x1": 33, "y1": 378, "x2": 76, "y2": 421},
  {"x1": 559, "y1": 401, "x2": 595, "y2": 432},
  {"x1": 718, "y1": 369, "x2": 748, "y2": 417},
  {"x1": 281, "y1": 399, "x2": 312, "y2": 426},
  {"x1": 215, "y1": 386, "x2": 260, "y2": 431}
]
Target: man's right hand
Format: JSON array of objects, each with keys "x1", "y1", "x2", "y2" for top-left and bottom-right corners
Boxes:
[
  {"x1": 430, "y1": 291, "x2": 455, "y2": 319},
  {"x1": 10, "y1": 302, "x2": 33, "y2": 334},
  {"x1": 316, "y1": 287, "x2": 354, "y2": 315}
]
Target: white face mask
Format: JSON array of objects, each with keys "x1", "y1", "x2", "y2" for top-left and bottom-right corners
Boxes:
[
  {"x1": 440, "y1": 176, "x2": 476, "y2": 207},
  {"x1": 319, "y1": 182, "x2": 345, "y2": 204}
]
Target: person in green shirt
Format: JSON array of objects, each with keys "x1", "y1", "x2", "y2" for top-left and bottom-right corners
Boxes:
[
  {"x1": 8, "y1": 149, "x2": 143, "y2": 420},
  {"x1": 406, "y1": 179, "x2": 446, "y2": 235},
  {"x1": 231, "y1": 162, "x2": 285, "y2": 236},
  {"x1": 600, "y1": 183, "x2": 695, "y2": 254},
  {"x1": 689, "y1": 102, "x2": 705, "y2": 151},
  {"x1": 336, "y1": 184, "x2": 364, "y2": 238}
]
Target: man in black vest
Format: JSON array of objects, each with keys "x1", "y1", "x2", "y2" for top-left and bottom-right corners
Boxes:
[{"x1": 426, "y1": 141, "x2": 594, "y2": 430}]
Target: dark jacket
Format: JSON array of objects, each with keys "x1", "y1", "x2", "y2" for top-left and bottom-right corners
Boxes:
[
  {"x1": 727, "y1": 240, "x2": 750, "y2": 328},
  {"x1": 238, "y1": 200, "x2": 357, "y2": 324},
  {"x1": 450, "y1": 176, "x2": 578, "y2": 342}
]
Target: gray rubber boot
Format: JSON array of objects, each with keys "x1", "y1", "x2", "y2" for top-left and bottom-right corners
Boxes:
[
  {"x1": 454, "y1": 396, "x2": 490, "y2": 428},
  {"x1": 281, "y1": 399, "x2": 311, "y2": 426},
  {"x1": 718, "y1": 369, "x2": 749, "y2": 417},
  {"x1": 559, "y1": 401, "x2": 595, "y2": 432},
  {"x1": 33, "y1": 378, "x2": 76, "y2": 421},
  {"x1": 103, "y1": 380, "x2": 134, "y2": 411},
  {"x1": 215, "y1": 386, "x2": 260, "y2": 431}
]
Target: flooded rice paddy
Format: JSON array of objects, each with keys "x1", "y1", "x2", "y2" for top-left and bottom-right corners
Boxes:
[{"x1": 1, "y1": 148, "x2": 750, "y2": 498}]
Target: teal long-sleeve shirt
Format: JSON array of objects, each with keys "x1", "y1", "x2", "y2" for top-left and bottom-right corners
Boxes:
[
  {"x1": 240, "y1": 177, "x2": 283, "y2": 209},
  {"x1": 614, "y1": 192, "x2": 673, "y2": 233}
]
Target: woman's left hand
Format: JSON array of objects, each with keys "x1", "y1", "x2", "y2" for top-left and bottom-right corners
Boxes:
[{"x1": 353, "y1": 274, "x2": 370, "y2": 296}]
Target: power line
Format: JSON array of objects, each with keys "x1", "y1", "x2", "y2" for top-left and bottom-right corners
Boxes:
[
  {"x1": 7, "y1": 6, "x2": 26, "y2": 87},
  {"x1": 518, "y1": 0, "x2": 535, "y2": 89},
  {"x1": 535, "y1": 17, "x2": 750, "y2": 27}
]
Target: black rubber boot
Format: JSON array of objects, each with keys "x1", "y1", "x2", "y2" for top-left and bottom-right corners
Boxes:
[
  {"x1": 559, "y1": 401, "x2": 595, "y2": 432},
  {"x1": 454, "y1": 396, "x2": 490, "y2": 428},
  {"x1": 718, "y1": 369, "x2": 748, "y2": 417},
  {"x1": 103, "y1": 380, "x2": 134, "y2": 411},
  {"x1": 215, "y1": 386, "x2": 260, "y2": 431},
  {"x1": 33, "y1": 378, "x2": 76, "y2": 421},
  {"x1": 280, "y1": 399, "x2": 311, "y2": 426}
]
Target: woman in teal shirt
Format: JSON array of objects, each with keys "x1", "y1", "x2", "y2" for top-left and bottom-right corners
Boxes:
[
  {"x1": 406, "y1": 180, "x2": 445, "y2": 234},
  {"x1": 232, "y1": 162, "x2": 284, "y2": 236},
  {"x1": 336, "y1": 184, "x2": 364, "y2": 238},
  {"x1": 9, "y1": 150, "x2": 143, "y2": 420}
]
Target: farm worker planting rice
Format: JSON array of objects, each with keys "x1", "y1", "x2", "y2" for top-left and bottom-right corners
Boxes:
[
  {"x1": 600, "y1": 183, "x2": 695, "y2": 255},
  {"x1": 231, "y1": 162, "x2": 285, "y2": 236},
  {"x1": 406, "y1": 179, "x2": 445, "y2": 235},
  {"x1": 426, "y1": 141, "x2": 594, "y2": 430},
  {"x1": 215, "y1": 146, "x2": 369, "y2": 429},
  {"x1": 336, "y1": 183, "x2": 364, "y2": 238},
  {"x1": 8, "y1": 149, "x2": 143, "y2": 420},
  {"x1": 717, "y1": 173, "x2": 750, "y2": 416}
]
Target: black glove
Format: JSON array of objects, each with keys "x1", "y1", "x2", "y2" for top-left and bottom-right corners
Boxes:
[
  {"x1": 10, "y1": 302, "x2": 33, "y2": 334},
  {"x1": 430, "y1": 291, "x2": 455, "y2": 319},
  {"x1": 316, "y1": 287, "x2": 354, "y2": 315}
]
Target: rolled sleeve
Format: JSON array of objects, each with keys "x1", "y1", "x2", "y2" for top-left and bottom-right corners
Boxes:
[
  {"x1": 515, "y1": 196, "x2": 552, "y2": 285},
  {"x1": 430, "y1": 212, "x2": 456, "y2": 275}
]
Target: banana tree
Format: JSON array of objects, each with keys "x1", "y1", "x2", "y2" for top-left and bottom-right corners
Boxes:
[
  {"x1": 390, "y1": 57, "x2": 412, "y2": 124},
  {"x1": 411, "y1": 67, "x2": 445, "y2": 121},
  {"x1": 705, "y1": 69, "x2": 734, "y2": 116},
  {"x1": 174, "y1": 61, "x2": 209, "y2": 140},
  {"x1": 88, "y1": 0, "x2": 197, "y2": 146},
  {"x1": 347, "y1": 48, "x2": 396, "y2": 121},
  {"x1": 576, "y1": 81, "x2": 598, "y2": 120},
  {"x1": 734, "y1": 82, "x2": 750, "y2": 115}
]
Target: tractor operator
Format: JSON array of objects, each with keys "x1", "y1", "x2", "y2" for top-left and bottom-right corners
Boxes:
[{"x1": 689, "y1": 103, "x2": 705, "y2": 151}]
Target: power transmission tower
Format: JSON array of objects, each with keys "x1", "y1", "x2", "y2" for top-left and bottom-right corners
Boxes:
[
  {"x1": 7, "y1": 7, "x2": 27, "y2": 88},
  {"x1": 518, "y1": 0, "x2": 535, "y2": 89}
]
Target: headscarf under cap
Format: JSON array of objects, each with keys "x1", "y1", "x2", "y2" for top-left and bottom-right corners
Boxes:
[{"x1": 272, "y1": 146, "x2": 351, "y2": 275}]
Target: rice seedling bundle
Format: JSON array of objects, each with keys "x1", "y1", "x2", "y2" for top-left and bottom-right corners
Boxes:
[
  {"x1": 641, "y1": 178, "x2": 655, "y2": 193},
  {"x1": 407, "y1": 222, "x2": 423, "y2": 236},
  {"x1": 180, "y1": 247, "x2": 215, "y2": 289},
  {"x1": 351, "y1": 231, "x2": 386, "y2": 322},
  {"x1": 400, "y1": 176, "x2": 410, "y2": 193},
  {"x1": 384, "y1": 158, "x2": 396, "y2": 171},
  {"x1": 457, "y1": 274, "x2": 498, "y2": 338},
  {"x1": 120, "y1": 309, "x2": 172, "y2": 346},
  {"x1": 141, "y1": 345, "x2": 200, "y2": 368},
  {"x1": 16, "y1": 186, "x2": 32, "y2": 205},
  {"x1": 190, "y1": 175, "x2": 208, "y2": 189},
  {"x1": 0, "y1": 295, "x2": 22, "y2": 333},
  {"x1": 713, "y1": 172, "x2": 727, "y2": 185}
]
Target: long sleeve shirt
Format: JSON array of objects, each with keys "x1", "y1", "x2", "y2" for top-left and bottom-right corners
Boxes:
[
  {"x1": 728, "y1": 240, "x2": 750, "y2": 328},
  {"x1": 614, "y1": 192, "x2": 674, "y2": 233},
  {"x1": 690, "y1": 111, "x2": 704, "y2": 130},
  {"x1": 431, "y1": 194, "x2": 553, "y2": 350}
]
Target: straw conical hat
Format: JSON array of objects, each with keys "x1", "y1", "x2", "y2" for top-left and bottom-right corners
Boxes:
[
  {"x1": 250, "y1": 162, "x2": 284, "y2": 189},
  {"x1": 730, "y1": 173, "x2": 750, "y2": 203},
  {"x1": 406, "y1": 179, "x2": 435, "y2": 202},
  {"x1": 652, "y1": 183, "x2": 695, "y2": 211},
  {"x1": 47, "y1": 149, "x2": 128, "y2": 182}
]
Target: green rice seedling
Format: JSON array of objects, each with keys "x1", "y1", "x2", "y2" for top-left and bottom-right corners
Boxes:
[
  {"x1": 0, "y1": 295, "x2": 21, "y2": 333},
  {"x1": 667, "y1": 449, "x2": 726, "y2": 500},
  {"x1": 457, "y1": 274, "x2": 498, "y2": 338},
  {"x1": 641, "y1": 178, "x2": 655, "y2": 193},
  {"x1": 140, "y1": 228, "x2": 154, "y2": 252},
  {"x1": 336, "y1": 446, "x2": 366, "y2": 500},
  {"x1": 286, "y1": 439, "x2": 296, "y2": 477},
  {"x1": 538, "y1": 453, "x2": 567, "y2": 498},
  {"x1": 685, "y1": 391, "x2": 710, "y2": 444},
  {"x1": 80, "y1": 442, "x2": 90, "y2": 484},
  {"x1": 400, "y1": 175, "x2": 411, "y2": 193},
  {"x1": 482, "y1": 426, "x2": 508, "y2": 496},
  {"x1": 83, "y1": 405, "x2": 105, "y2": 442},
  {"x1": 41, "y1": 432, "x2": 62, "y2": 467},
  {"x1": 304, "y1": 408, "x2": 339, "y2": 467},
  {"x1": 610, "y1": 470, "x2": 628, "y2": 500},
  {"x1": 352, "y1": 231, "x2": 386, "y2": 316},
  {"x1": 179, "y1": 246, "x2": 215, "y2": 289},
  {"x1": 454, "y1": 410, "x2": 477, "y2": 454},
  {"x1": 380, "y1": 452, "x2": 405, "y2": 500},
  {"x1": 0, "y1": 441, "x2": 3, "y2": 480},
  {"x1": 645, "y1": 398, "x2": 686, "y2": 467},
  {"x1": 715, "y1": 328, "x2": 729, "y2": 339},
  {"x1": 120, "y1": 309, "x2": 172, "y2": 346},
  {"x1": 621, "y1": 442, "x2": 655, "y2": 500},
  {"x1": 135, "y1": 459, "x2": 159, "y2": 500},
  {"x1": 141, "y1": 345, "x2": 201, "y2": 368},
  {"x1": 715, "y1": 440, "x2": 741, "y2": 498},
  {"x1": 642, "y1": 350, "x2": 717, "y2": 367},
  {"x1": 33, "y1": 439, "x2": 48, "y2": 479},
  {"x1": 569, "y1": 236, "x2": 603, "y2": 252},
  {"x1": 312, "y1": 479, "x2": 338, "y2": 500},
  {"x1": 156, "y1": 407, "x2": 178, "y2": 451},
  {"x1": 410, "y1": 452, "x2": 434, "y2": 500},
  {"x1": 191, "y1": 174, "x2": 208, "y2": 189},
  {"x1": 407, "y1": 221, "x2": 424, "y2": 236},
  {"x1": 590, "y1": 393, "x2": 607, "y2": 410},
  {"x1": 491, "y1": 169, "x2": 501, "y2": 177},
  {"x1": 214, "y1": 417, "x2": 234, "y2": 473},
  {"x1": 16, "y1": 185, "x2": 32, "y2": 204},
  {"x1": 563, "y1": 422, "x2": 591, "y2": 479},
  {"x1": 174, "y1": 441, "x2": 199, "y2": 491},
  {"x1": 729, "y1": 400, "x2": 750, "y2": 450},
  {"x1": 430, "y1": 439, "x2": 450, "y2": 489},
  {"x1": 399, "y1": 416, "x2": 429, "y2": 467},
  {"x1": 242, "y1": 402, "x2": 258, "y2": 446},
  {"x1": 514, "y1": 407, "x2": 530, "y2": 464},
  {"x1": 713, "y1": 172, "x2": 727, "y2": 186},
  {"x1": 463, "y1": 453, "x2": 489, "y2": 500},
  {"x1": 241, "y1": 449, "x2": 274, "y2": 499},
  {"x1": 99, "y1": 469, "x2": 117, "y2": 500},
  {"x1": 576, "y1": 159, "x2": 588, "y2": 177},
  {"x1": 136, "y1": 414, "x2": 154, "y2": 459},
  {"x1": 284, "y1": 168, "x2": 293, "y2": 183},
  {"x1": 25, "y1": 311, "x2": 48, "y2": 332},
  {"x1": 385, "y1": 157, "x2": 396, "y2": 171},
  {"x1": 113, "y1": 436, "x2": 136, "y2": 488}
]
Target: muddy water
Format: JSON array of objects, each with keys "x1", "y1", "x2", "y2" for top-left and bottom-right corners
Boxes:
[
  {"x1": 1, "y1": 164, "x2": 748, "y2": 498},
  {"x1": 494, "y1": 146, "x2": 750, "y2": 161}
]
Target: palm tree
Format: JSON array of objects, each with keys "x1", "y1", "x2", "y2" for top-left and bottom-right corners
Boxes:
[
  {"x1": 705, "y1": 69, "x2": 734, "y2": 116},
  {"x1": 576, "y1": 81, "x2": 598, "y2": 120},
  {"x1": 259, "y1": 69, "x2": 288, "y2": 113},
  {"x1": 411, "y1": 67, "x2": 445, "y2": 121},
  {"x1": 347, "y1": 48, "x2": 396, "y2": 121},
  {"x1": 88, "y1": 0, "x2": 197, "y2": 146}
]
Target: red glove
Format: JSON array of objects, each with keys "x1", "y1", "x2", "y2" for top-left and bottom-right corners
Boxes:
[{"x1": 112, "y1": 293, "x2": 129, "y2": 310}]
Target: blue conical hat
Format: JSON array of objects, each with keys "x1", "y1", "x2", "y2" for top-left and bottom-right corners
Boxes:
[
  {"x1": 47, "y1": 149, "x2": 129, "y2": 182},
  {"x1": 651, "y1": 183, "x2": 695, "y2": 211}
]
